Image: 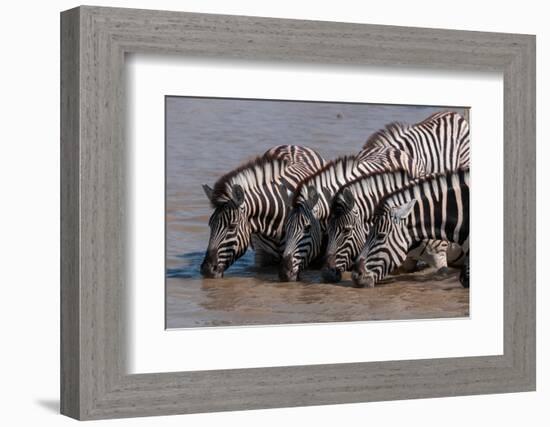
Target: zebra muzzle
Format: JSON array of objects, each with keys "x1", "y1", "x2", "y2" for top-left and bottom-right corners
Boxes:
[
  {"x1": 200, "y1": 252, "x2": 224, "y2": 278},
  {"x1": 321, "y1": 267, "x2": 341, "y2": 283},
  {"x1": 321, "y1": 255, "x2": 342, "y2": 283},
  {"x1": 200, "y1": 262, "x2": 224, "y2": 278},
  {"x1": 351, "y1": 259, "x2": 376, "y2": 288},
  {"x1": 278, "y1": 256, "x2": 299, "y2": 282},
  {"x1": 351, "y1": 271, "x2": 375, "y2": 288}
]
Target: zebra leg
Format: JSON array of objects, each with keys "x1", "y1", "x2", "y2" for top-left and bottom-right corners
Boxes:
[
  {"x1": 399, "y1": 256, "x2": 418, "y2": 273},
  {"x1": 423, "y1": 240, "x2": 448, "y2": 273},
  {"x1": 446, "y1": 243, "x2": 466, "y2": 267},
  {"x1": 255, "y1": 249, "x2": 281, "y2": 267},
  {"x1": 406, "y1": 240, "x2": 448, "y2": 272},
  {"x1": 460, "y1": 253, "x2": 470, "y2": 288},
  {"x1": 309, "y1": 236, "x2": 328, "y2": 270},
  {"x1": 250, "y1": 234, "x2": 281, "y2": 267},
  {"x1": 398, "y1": 242, "x2": 427, "y2": 273}
]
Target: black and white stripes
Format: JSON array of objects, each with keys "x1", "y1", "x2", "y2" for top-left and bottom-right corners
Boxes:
[
  {"x1": 279, "y1": 156, "x2": 373, "y2": 281},
  {"x1": 352, "y1": 170, "x2": 470, "y2": 288},
  {"x1": 321, "y1": 111, "x2": 470, "y2": 281},
  {"x1": 200, "y1": 145, "x2": 325, "y2": 278},
  {"x1": 322, "y1": 169, "x2": 418, "y2": 282}
]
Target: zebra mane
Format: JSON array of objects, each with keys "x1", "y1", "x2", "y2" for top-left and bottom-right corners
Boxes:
[
  {"x1": 291, "y1": 155, "x2": 359, "y2": 207},
  {"x1": 209, "y1": 154, "x2": 288, "y2": 207},
  {"x1": 331, "y1": 167, "x2": 412, "y2": 213}
]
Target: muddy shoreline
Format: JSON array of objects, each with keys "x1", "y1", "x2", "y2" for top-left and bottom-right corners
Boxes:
[{"x1": 166, "y1": 266, "x2": 469, "y2": 329}]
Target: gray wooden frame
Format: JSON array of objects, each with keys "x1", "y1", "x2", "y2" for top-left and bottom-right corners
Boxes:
[{"x1": 60, "y1": 5, "x2": 536, "y2": 421}]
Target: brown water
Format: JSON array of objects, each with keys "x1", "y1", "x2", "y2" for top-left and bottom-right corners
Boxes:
[{"x1": 166, "y1": 97, "x2": 469, "y2": 329}]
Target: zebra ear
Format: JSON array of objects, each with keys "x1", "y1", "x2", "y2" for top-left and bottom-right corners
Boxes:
[
  {"x1": 279, "y1": 184, "x2": 292, "y2": 208},
  {"x1": 202, "y1": 184, "x2": 214, "y2": 203},
  {"x1": 307, "y1": 186, "x2": 320, "y2": 208},
  {"x1": 321, "y1": 187, "x2": 333, "y2": 205},
  {"x1": 232, "y1": 184, "x2": 245, "y2": 206},
  {"x1": 391, "y1": 199, "x2": 416, "y2": 220},
  {"x1": 342, "y1": 187, "x2": 355, "y2": 210}
]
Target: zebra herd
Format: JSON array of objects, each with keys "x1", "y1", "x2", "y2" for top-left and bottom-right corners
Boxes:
[{"x1": 199, "y1": 111, "x2": 470, "y2": 288}]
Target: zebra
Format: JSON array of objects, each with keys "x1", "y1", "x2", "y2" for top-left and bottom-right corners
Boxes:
[
  {"x1": 279, "y1": 155, "x2": 392, "y2": 282},
  {"x1": 200, "y1": 145, "x2": 325, "y2": 278},
  {"x1": 322, "y1": 111, "x2": 470, "y2": 281},
  {"x1": 321, "y1": 170, "x2": 455, "y2": 282},
  {"x1": 351, "y1": 169, "x2": 470, "y2": 288}
]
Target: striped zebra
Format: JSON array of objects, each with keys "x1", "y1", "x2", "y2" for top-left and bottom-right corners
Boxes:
[
  {"x1": 200, "y1": 145, "x2": 325, "y2": 278},
  {"x1": 279, "y1": 155, "x2": 386, "y2": 282},
  {"x1": 321, "y1": 170, "x2": 453, "y2": 282},
  {"x1": 322, "y1": 111, "x2": 470, "y2": 281},
  {"x1": 359, "y1": 111, "x2": 470, "y2": 175},
  {"x1": 352, "y1": 170, "x2": 470, "y2": 288}
]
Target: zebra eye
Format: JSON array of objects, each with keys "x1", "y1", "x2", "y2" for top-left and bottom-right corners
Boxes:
[
  {"x1": 304, "y1": 224, "x2": 311, "y2": 231},
  {"x1": 227, "y1": 224, "x2": 237, "y2": 231},
  {"x1": 344, "y1": 225, "x2": 353, "y2": 232},
  {"x1": 377, "y1": 232, "x2": 387, "y2": 239}
]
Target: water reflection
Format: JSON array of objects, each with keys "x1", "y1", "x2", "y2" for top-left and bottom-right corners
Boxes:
[{"x1": 167, "y1": 251, "x2": 257, "y2": 279}]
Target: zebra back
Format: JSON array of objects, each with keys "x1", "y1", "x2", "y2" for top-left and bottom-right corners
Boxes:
[{"x1": 360, "y1": 111, "x2": 470, "y2": 177}]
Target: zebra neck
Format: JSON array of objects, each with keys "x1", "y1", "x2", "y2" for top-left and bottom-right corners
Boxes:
[
  {"x1": 247, "y1": 208, "x2": 285, "y2": 241},
  {"x1": 240, "y1": 182, "x2": 288, "y2": 240},
  {"x1": 295, "y1": 157, "x2": 365, "y2": 213},
  {"x1": 355, "y1": 171, "x2": 414, "y2": 222}
]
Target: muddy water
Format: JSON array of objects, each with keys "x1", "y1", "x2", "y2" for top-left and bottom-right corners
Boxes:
[{"x1": 166, "y1": 97, "x2": 468, "y2": 328}]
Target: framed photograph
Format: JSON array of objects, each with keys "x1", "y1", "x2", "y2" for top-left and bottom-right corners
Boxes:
[{"x1": 61, "y1": 6, "x2": 536, "y2": 420}]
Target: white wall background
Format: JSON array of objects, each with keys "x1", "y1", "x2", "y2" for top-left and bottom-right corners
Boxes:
[{"x1": 0, "y1": 0, "x2": 546, "y2": 425}]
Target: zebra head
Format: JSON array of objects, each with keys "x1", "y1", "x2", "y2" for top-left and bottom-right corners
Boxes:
[
  {"x1": 279, "y1": 186, "x2": 323, "y2": 282},
  {"x1": 200, "y1": 184, "x2": 251, "y2": 278},
  {"x1": 322, "y1": 188, "x2": 367, "y2": 283},
  {"x1": 352, "y1": 199, "x2": 416, "y2": 288}
]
